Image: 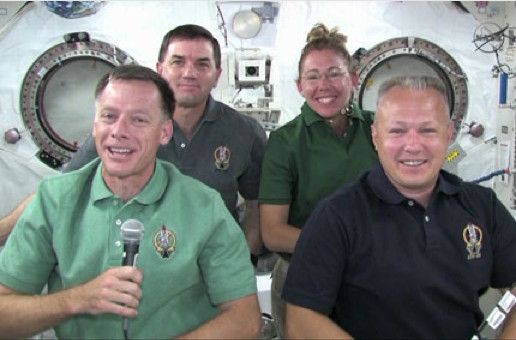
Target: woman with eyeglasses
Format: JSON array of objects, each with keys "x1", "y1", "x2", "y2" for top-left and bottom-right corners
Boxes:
[{"x1": 258, "y1": 22, "x2": 378, "y2": 339}]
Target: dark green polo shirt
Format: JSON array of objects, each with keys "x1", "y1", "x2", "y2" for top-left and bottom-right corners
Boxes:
[{"x1": 259, "y1": 102, "x2": 378, "y2": 230}]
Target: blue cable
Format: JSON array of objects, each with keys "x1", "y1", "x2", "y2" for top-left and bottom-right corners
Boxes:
[{"x1": 470, "y1": 169, "x2": 509, "y2": 184}]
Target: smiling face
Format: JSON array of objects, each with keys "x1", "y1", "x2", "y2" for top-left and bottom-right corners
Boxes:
[
  {"x1": 93, "y1": 79, "x2": 172, "y2": 188},
  {"x1": 372, "y1": 85, "x2": 454, "y2": 200},
  {"x1": 297, "y1": 49, "x2": 353, "y2": 119},
  {"x1": 156, "y1": 37, "x2": 221, "y2": 111}
]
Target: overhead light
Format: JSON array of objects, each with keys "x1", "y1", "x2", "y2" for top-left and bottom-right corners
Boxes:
[{"x1": 232, "y1": 10, "x2": 262, "y2": 39}]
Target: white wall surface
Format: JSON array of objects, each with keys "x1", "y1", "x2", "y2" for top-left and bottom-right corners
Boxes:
[{"x1": 0, "y1": 1, "x2": 500, "y2": 216}]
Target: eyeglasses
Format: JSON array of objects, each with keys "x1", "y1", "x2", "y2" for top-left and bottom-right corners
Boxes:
[{"x1": 301, "y1": 70, "x2": 348, "y2": 83}]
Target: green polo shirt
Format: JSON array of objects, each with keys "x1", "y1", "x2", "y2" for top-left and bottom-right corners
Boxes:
[
  {"x1": 259, "y1": 101, "x2": 378, "y2": 230},
  {"x1": 0, "y1": 159, "x2": 256, "y2": 339}
]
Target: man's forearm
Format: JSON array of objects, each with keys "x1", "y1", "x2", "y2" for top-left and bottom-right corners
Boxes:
[
  {"x1": 0, "y1": 266, "x2": 143, "y2": 338},
  {"x1": 0, "y1": 288, "x2": 74, "y2": 338},
  {"x1": 286, "y1": 303, "x2": 353, "y2": 339},
  {"x1": 177, "y1": 295, "x2": 261, "y2": 339}
]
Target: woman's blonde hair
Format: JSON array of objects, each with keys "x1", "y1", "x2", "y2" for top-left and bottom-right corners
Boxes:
[{"x1": 298, "y1": 23, "x2": 351, "y2": 79}]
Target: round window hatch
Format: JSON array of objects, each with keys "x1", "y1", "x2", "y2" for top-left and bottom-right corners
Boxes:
[
  {"x1": 354, "y1": 37, "x2": 468, "y2": 140},
  {"x1": 20, "y1": 32, "x2": 137, "y2": 169}
]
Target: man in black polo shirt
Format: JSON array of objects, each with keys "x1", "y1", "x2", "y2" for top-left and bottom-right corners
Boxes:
[{"x1": 283, "y1": 75, "x2": 516, "y2": 339}]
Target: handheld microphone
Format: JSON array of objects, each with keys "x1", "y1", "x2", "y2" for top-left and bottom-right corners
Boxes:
[
  {"x1": 120, "y1": 219, "x2": 144, "y2": 267},
  {"x1": 120, "y1": 219, "x2": 144, "y2": 339}
]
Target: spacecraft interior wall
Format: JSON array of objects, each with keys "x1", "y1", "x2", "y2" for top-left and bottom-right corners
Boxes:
[{"x1": 0, "y1": 1, "x2": 501, "y2": 218}]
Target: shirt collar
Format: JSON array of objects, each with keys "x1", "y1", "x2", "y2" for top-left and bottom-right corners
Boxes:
[
  {"x1": 201, "y1": 95, "x2": 218, "y2": 122},
  {"x1": 91, "y1": 159, "x2": 112, "y2": 202},
  {"x1": 171, "y1": 95, "x2": 217, "y2": 137},
  {"x1": 91, "y1": 159, "x2": 168, "y2": 205},
  {"x1": 366, "y1": 163, "x2": 461, "y2": 205},
  {"x1": 302, "y1": 101, "x2": 365, "y2": 126}
]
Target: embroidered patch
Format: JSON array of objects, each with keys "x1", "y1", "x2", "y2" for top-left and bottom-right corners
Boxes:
[
  {"x1": 153, "y1": 225, "x2": 176, "y2": 258},
  {"x1": 462, "y1": 222, "x2": 482, "y2": 260},
  {"x1": 214, "y1": 145, "x2": 230, "y2": 170}
]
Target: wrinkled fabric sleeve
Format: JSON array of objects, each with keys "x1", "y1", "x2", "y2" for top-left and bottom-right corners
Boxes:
[
  {"x1": 489, "y1": 190, "x2": 516, "y2": 288},
  {"x1": 238, "y1": 120, "x2": 267, "y2": 200},
  {"x1": 199, "y1": 194, "x2": 257, "y2": 304},
  {"x1": 0, "y1": 182, "x2": 56, "y2": 294},
  {"x1": 282, "y1": 200, "x2": 346, "y2": 314},
  {"x1": 258, "y1": 130, "x2": 294, "y2": 204}
]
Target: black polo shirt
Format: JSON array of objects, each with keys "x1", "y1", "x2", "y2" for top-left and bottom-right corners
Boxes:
[{"x1": 283, "y1": 163, "x2": 516, "y2": 339}]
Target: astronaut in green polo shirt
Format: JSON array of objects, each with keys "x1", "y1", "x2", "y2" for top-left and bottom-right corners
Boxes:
[
  {"x1": 258, "y1": 23, "x2": 378, "y2": 339},
  {"x1": 0, "y1": 65, "x2": 261, "y2": 339}
]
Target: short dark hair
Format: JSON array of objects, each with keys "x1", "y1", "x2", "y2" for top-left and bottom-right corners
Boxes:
[
  {"x1": 95, "y1": 65, "x2": 175, "y2": 119},
  {"x1": 157, "y1": 24, "x2": 221, "y2": 69}
]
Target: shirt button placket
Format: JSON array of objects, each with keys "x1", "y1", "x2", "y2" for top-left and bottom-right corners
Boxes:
[{"x1": 115, "y1": 218, "x2": 122, "y2": 248}]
